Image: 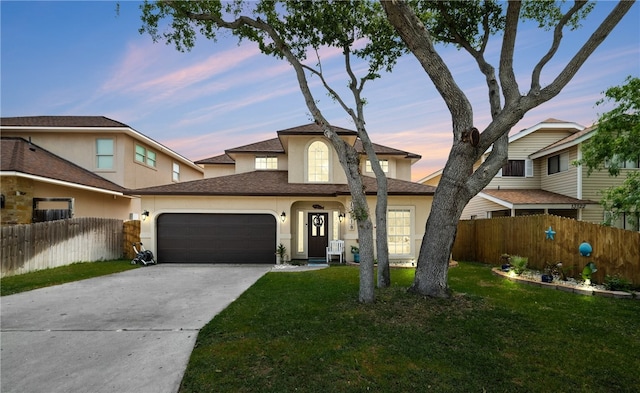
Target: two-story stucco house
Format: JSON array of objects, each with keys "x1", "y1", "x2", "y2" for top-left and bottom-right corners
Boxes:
[
  {"x1": 132, "y1": 123, "x2": 436, "y2": 265},
  {"x1": 421, "y1": 118, "x2": 639, "y2": 231},
  {"x1": 1, "y1": 116, "x2": 203, "y2": 223}
]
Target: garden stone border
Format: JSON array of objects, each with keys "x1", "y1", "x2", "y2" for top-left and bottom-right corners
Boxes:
[{"x1": 491, "y1": 268, "x2": 639, "y2": 300}]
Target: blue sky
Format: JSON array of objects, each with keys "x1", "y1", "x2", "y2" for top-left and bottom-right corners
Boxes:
[{"x1": 2, "y1": 1, "x2": 639, "y2": 180}]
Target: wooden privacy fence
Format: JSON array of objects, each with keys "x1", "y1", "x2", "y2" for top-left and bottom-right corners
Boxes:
[
  {"x1": 1, "y1": 217, "x2": 124, "y2": 277},
  {"x1": 452, "y1": 214, "x2": 640, "y2": 285}
]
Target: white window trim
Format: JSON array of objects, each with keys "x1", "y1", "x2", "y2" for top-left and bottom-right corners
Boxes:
[
  {"x1": 135, "y1": 144, "x2": 157, "y2": 168},
  {"x1": 387, "y1": 206, "x2": 415, "y2": 256},
  {"x1": 96, "y1": 138, "x2": 115, "y2": 171},
  {"x1": 365, "y1": 159, "x2": 389, "y2": 173},
  {"x1": 305, "y1": 139, "x2": 331, "y2": 183}
]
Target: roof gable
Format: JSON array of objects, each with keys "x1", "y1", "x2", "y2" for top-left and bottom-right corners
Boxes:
[{"x1": 530, "y1": 125, "x2": 596, "y2": 159}]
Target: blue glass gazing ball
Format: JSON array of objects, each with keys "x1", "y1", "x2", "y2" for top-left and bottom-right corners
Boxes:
[{"x1": 579, "y1": 242, "x2": 592, "y2": 257}]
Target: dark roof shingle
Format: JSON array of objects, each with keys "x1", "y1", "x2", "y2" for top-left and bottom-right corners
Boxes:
[
  {"x1": 129, "y1": 170, "x2": 435, "y2": 196},
  {"x1": 1, "y1": 116, "x2": 130, "y2": 128},
  {"x1": 1, "y1": 137, "x2": 127, "y2": 193},
  {"x1": 481, "y1": 189, "x2": 595, "y2": 205}
]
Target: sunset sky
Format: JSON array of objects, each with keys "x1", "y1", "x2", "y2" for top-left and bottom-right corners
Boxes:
[{"x1": 2, "y1": 1, "x2": 639, "y2": 181}]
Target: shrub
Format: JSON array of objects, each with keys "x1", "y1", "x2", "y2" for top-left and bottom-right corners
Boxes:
[
  {"x1": 510, "y1": 255, "x2": 528, "y2": 274},
  {"x1": 604, "y1": 274, "x2": 632, "y2": 292}
]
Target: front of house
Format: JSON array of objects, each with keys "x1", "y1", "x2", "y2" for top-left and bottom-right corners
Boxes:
[{"x1": 132, "y1": 124, "x2": 435, "y2": 264}]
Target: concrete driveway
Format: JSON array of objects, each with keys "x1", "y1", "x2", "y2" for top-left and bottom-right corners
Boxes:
[{"x1": 0, "y1": 264, "x2": 272, "y2": 393}]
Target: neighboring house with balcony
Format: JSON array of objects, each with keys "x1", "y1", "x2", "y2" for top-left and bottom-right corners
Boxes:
[
  {"x1": 420, "y1": 118, "x2": 639, "y2": 231},
  {"x1": 1, "y1": 116, "x2": 204, "y2": 223},
  {"x1": 131, "y1": 123, "x2": 436, "y2": 265}
]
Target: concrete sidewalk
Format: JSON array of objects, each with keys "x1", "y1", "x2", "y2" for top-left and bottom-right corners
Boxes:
[{"x1": 0, "y1": 264, "x2": 272, "y2": 393}]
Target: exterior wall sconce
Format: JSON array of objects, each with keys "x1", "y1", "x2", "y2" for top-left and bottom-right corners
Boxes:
[
  {"x1": 141, "y1": 210, "x2": 149, "y2": 221},
  {"x1": 338, "y1": 213, "x2": 345, "y2": 222},
  {"x1": 280, "y1": 211, "x2": 286, "y2": 222}
]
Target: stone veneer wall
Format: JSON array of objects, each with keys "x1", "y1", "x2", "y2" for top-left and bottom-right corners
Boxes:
[{"x1": 1, "y1": 176, "x2": 34, "y2": 225}]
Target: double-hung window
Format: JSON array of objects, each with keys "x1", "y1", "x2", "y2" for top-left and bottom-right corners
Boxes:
[
  {"x1": 172, "y1": 162, "x2": 180, "y2": 182},
  {"x1": 96, "y1": 138, "x2": 114, "y2": 169}
]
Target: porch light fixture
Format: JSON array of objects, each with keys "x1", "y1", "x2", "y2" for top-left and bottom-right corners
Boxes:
[
  {"x1": 280, "y1": 211, "x2": 286, "y2": 222},
  {"x1": 141, "y1": 210, "x2": 149, "y2": 221},
  {"x1": 338, "y1": 213, "x2": 345, "y2": 222}
]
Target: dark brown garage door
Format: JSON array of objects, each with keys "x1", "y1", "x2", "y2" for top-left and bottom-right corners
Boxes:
[{"x1": 157, "y1": 213, "x2": 276, "y2": 264}]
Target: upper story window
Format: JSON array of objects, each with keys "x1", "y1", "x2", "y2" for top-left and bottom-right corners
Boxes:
[
  {"x1": 548, "y1": 153, "x2": 569, "y2": 175},
  {"x1": 497, "y1": 159, "x2": 533, "y2": 177},
  {"x1": 96, "y1": 138, "x2": 114, "y2": 169},
  {"x1": 135, "y1": 144, "x2": 156, "y2": 168},
  {"x1": 308, "y1": 141, "x2": 329, "y2": 182},
  {"x1": 172, "y1": 162, "x2": 180, "y2": 182},
  {"x1": 255, "y1": 156, "x2": 278, "y2": 170},
  {"x1": 366, "y1": 159, "x2": 389, "y2": 173}
]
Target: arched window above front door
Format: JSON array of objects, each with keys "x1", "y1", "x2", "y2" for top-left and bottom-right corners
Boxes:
[{"x1": 307, "y1": 140, "x2": 329, "y2": 182}]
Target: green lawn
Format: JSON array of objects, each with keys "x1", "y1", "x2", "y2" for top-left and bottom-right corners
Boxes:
[
  {"x1": 180, "y1": 262, "x2": 640, "y2": 393},
  {"x1": 0, "y1": 260, "x2": 138, "y2": 296}
]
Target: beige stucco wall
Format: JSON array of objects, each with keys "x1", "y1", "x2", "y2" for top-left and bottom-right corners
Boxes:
[
  {"x1": 140, "y1": 194, "x2": 433, "y2": 263},
  {"x1": 1, "y1": 175, "x2": 137, "y2": 224},
  {"x1": 2, "y1": 130, "x2": 203, "y2": 189},
  {"x1": 286, "y1": 136, "x2": 348, "y2": 184},
  {"x1": 202, "y1": 164, "x2": 236, "y2": 178}
]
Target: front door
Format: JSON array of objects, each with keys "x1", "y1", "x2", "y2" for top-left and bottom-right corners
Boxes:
[{"x1": 307, "y1": 212, "x2": 328, "y2": 258}]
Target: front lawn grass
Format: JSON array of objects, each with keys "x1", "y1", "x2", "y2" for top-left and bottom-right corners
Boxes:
[
  {"x1": 181, "y1": 262, "x2": 640, "y2": 393},
  {"x1": 0, "y1": 260, "x2": 138, "y2": 296}
]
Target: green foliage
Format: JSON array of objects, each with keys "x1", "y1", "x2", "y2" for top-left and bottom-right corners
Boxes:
[
  {"x1": 139, "y1": 1, "x2": 404, "y2": 80},
  {"x1": 579, "y1": 76, "x2": 640, "y2": 225},
  {"x1": 510, "y1": 255, "x2": 528, "y2": 274},
  {"x1": 604, "y1": 274, "x2": 632, "y2": 292},
  {"x1": 520, "y1": 0, "x2": 594, "y2": 31},
  {"x1": 276, "y1": 243, "x2": 286, "y2": 259},
  {"x1": 582, "y1": 261, "x2": 598, "y2": 282},
  {"x1": 581, "y1": 76, "x2": 640, "y2": 176},
  {"x1": 351, "y1": 245, "x2": 359, "y2": 254},
  {"x1": 601, "y1": 171, "x2": 640, "y2": 227}
]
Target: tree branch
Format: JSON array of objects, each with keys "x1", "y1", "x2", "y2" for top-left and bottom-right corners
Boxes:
[
  {"x1": 532, "y1": 1, "x2": 635, "y2": 106},
  {"x1": 499, "y1": 1, "x2": 521, "y2": 105},
  {"x1": 382, "y1": 0, "x2": 472, "y2": 126},
  {"x1": 530, "y1": 1, "x2": 588, "y2": 94}
]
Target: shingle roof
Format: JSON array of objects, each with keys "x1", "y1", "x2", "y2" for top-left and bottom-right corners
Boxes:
[
  {"x1": 277, "y1": 123, "x2": 357, "y2": 135},
  {"x1": 1, "y1": 137, "x2": 127, "y2": 193},
  {"x1": 195, "y1": 125, "x2": 421, "y2": 164},
  {"x1": 194, "y1": 154, "x2": 235, "y2": 165},
  {"x1": 226, "y1": 138, "x2": 285, "y2": 154},
  {"x1": 481, "y1": 189, "x2": 595, "y2": 205},
  {"x1": 354, "y1": 140, "x2": 421, "y2": 159},
  {"x1": 129, "y1": 170, "x2": 435, "y2": 196},
  {"x1": 1, "y1": 116, "x2": 130, "y2": 128}
]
